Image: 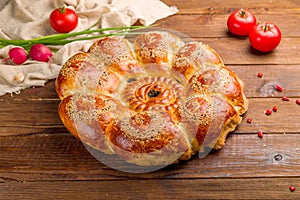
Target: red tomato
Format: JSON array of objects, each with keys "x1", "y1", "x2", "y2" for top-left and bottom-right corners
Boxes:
[
  {"x1": 249, "y1": 22, "x2": 281, "y2": 52},
  {"x1": 49, "y1": 7, "x2": 78, "y2": 33},
  {"x1": 227, "y1": 9, "x2": 257, "y2": 36}
]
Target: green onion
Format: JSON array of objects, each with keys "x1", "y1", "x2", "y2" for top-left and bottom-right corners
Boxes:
[{"x1": 0, "y1": 25, "x2": 150, "y2": 51}]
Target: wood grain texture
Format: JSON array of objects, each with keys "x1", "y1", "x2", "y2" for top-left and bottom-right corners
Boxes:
[
  {"x1": 163, "y1": 0, "x2": 300, "y2": 14},
  {"x1": 1, "y1": 0, "x2": 300, "y2": 199},
  {"x1": 1, "y1": 178, "x2": 299, "y2": 200},
  {"x1": 158, "y1": 13, "x2": 300, "y2": 37},
  {"x1": 0, "y1": 97, "x2": 300, "y2": 136},
  {"x1": 200, "y1": 38, "x2": 300, "y2": 65},
  {"x1": 0, "y1": 133, "x2": 300, "y2": 181}
]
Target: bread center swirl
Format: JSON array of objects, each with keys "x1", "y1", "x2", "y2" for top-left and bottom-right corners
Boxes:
[
  {"x1": 123, "y1": 76, "x2": 184, "y2": 112},
  {"x1": 147, "y1": 89, "x2": 161, "y2": 98}
]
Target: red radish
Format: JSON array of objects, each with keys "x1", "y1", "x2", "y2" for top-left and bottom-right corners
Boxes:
[
  {"x1": 7, "y1": 47, "x2": 27, "y2": 65},
  {"x1": 29, "y1": 44, "x2": 52, "y2": 62}
]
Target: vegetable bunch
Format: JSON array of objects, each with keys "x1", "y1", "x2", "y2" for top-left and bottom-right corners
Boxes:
[{"x1": 0, "y1": 25, "x2": 149, "y2": 51}]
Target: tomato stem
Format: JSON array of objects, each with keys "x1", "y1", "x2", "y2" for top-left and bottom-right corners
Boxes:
[
  {"x1": 239, "y1": 9, "x2": 246, "y2": 17},
  {"x1": 263, "y1": 23, "x2": 269, "y2": 31},
  {"x1": 59, "y1": 6, "x2": 66, "y2": 14}
]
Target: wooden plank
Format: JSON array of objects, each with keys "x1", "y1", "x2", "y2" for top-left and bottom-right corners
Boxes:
[
  {"x1": 158, "y1": 13, "x2": 300, "y2": 38},
  {"x1": 1, "y1": 133, "x2": 300, "y2": 181},
  {"x1": 1, "y1": 178, "x2": 299, "y2": 200},
  {"x1": 163, "y1": 0, "x2": 300, "y2": 14},
  {"x1": 229, "y1": 65, "x2": 300, "y2": 98},
  {"x1": 1, "y1": 97, "x2": 300, "y2": 136},
  {"x1": 0, "y1": 99, "x2": 64, "y2": 136},
  {"x1": 238, "y1": 98, "x2": 300, "y2": 133},
  {"x1": 0, "y1": 81, "x2": 58, "y2": 100},
  {"x1": 200, "y1": 38, "x2": 300, "y2": 65}
]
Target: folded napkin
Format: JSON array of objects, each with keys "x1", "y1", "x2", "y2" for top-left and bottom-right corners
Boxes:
[{"x1": 0, "y1": 0, "x2": 178, "y2": 96}]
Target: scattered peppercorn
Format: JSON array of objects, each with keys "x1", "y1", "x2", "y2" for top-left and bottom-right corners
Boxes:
[
  {"x1": 296, "y1": 99, "x2": 300, "y2": 105},
  {"x1": 289, "y1": 185, "x2": 296, "y2": 192},
  {"x1": 282, "y1": 96, "x2": 290, "y2": 101},
  {"x1": 258, "y1": 131, "x2": 264, "y2": 138},
  {"x1": 275, "y1": 84, "x2": 283, "y2": 92},
  {"x1": 247, "y1": 118, "x2": 252, "y2": 123},
  {"x1": 272, "y1": 106, "x2": 278, "y2": 112},
  {"x1": 264, "y1": 109, "x2": 272, "y2": 115},
  {"x1": 257, "y1": 73, "x2": 263, "y2": 78}
]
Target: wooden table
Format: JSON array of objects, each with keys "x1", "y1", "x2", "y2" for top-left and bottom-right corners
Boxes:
[{"x1": 1, "y1": 0, "x2": 300, "y2": 199}]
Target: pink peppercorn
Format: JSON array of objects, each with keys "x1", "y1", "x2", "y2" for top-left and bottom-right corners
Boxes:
[
  {"x1": 289, "y1": 185, "x2": 296, "y2": 192},
  {"x1": 265, "y1": 109, "x2": 272, "y2": 115},
  {"x1": 282, "y1": 96, "x2": 290, "y2": 101},
  {"x1": 275, "y1": 84, "x2": 283, "y2": 92},
  {"x1": 257, "y1": 73, "x2": 263, "y2": 78}
]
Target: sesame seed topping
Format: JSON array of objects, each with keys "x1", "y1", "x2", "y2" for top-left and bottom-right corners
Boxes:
[
  {"x1": 66, "y1": 94, "x2": 116, "y2": 122},
  {"x1": 180, "y1": 95, "x2": 212, "y2": 125},
  {"x1": 119, "y1": 111, "x2": 167, "y2": 140}
]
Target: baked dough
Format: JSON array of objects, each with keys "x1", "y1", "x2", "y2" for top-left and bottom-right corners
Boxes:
[{"x1": 56, "y1": 31, "x2": 248, "y2": 166}]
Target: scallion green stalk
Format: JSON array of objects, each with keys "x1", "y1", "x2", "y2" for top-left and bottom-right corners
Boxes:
[{"x1": 0, "y1": 25, "x2": 150, "y2": 51}]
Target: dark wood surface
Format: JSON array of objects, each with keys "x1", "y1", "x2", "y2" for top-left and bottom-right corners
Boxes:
[{"x1": 1, "y1": 0, "x2": 300, "y2": 199}]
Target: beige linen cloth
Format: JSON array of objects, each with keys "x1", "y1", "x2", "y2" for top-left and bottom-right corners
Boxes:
[{"x1": 0, "y1": 0, "x2": 178, "y2": 96}]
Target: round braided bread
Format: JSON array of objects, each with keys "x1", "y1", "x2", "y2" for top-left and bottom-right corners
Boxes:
[{"x1": 56, "y1": 31, "x2": 248, "y2": 166}]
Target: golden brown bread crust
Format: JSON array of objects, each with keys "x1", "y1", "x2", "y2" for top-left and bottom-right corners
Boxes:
[
  {"x1": 55, "y1": 52, "x2": 120, "y2": 99},
  {"x1": 56, "y1": 31, "x2": 248, "y2": 166},
  {"x1": 172, "y1": 41, "x2": 248, "y2": 114},
  {"x1": 88, "y1": 37, "x2": 142, "y2": 74}
]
